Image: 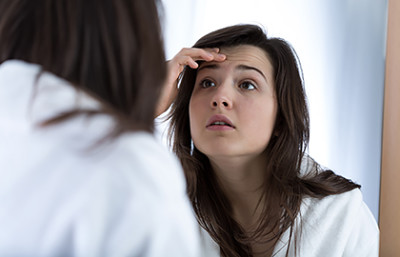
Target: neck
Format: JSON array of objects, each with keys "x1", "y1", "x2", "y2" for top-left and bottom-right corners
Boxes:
[{"x1": 208, "y1": 153, "x2": 269, "y2": 230}]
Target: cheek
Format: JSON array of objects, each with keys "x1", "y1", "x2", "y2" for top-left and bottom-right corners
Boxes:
[{"x1": 241, "y1": 100, "x2": 277, "y2": 144}]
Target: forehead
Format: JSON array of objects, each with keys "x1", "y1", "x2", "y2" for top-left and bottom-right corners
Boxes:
[
  {"x1": 221, "y1": 45, "x2": 270, "y2": 62},
  {"x1": 199, "y1": 45, "x2": 273, "y2": 74}
]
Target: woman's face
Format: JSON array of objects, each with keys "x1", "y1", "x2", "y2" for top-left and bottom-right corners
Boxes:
[{"x1": 189, "y1": 45, "x2": 278, "y2": 160}]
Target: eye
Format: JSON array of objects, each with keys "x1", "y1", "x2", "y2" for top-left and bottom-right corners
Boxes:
[
  {"x1": 200, "y1": 79, "x2": 216, "y2": 88},
  {"x1": 239, "y1": 81, "x2": 256, "y2": 90}
]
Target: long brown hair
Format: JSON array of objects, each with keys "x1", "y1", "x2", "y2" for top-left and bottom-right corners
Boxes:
[
  {"x1": 0, "y1": 0, "x2": 165, "y2": 135},
  {"x1": 168, "y1": 24, "x2": 360, "y2": 256}
]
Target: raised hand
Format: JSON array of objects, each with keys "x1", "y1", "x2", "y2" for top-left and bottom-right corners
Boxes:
[{"x1": 155, "y1": 48, "x2": 226, "y2": 117}]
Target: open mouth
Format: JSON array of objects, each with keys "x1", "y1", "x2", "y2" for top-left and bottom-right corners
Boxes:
[
  {"x1": 206, "y1": 115, "x2": 235, "y2": 129},
  {"x1": 208, "y1": 121, "x2": 233, "y2": 127}
]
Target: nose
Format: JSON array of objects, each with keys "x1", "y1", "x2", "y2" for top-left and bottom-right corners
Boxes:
[
  {"x1": 210, "y1": 84, "x2": 233, "y2": 109},
  {"x1": 212, "y1": 99, "x2": 230, "y2": 108}
]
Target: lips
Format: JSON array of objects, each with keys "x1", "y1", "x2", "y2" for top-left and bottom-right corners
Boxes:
[{"x1": 206, "y1": 114, "x2": 235, "y2": 129}]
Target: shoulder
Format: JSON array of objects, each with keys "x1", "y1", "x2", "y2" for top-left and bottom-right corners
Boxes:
[
  {"x1": 301, "y1": 188, "x2": 368, "y2": 225},
  {"x1": 304, "y1": 185, "x2": 362, "y2": 206},
  {"x1": 296, "y1": 189, "x2": 379, "y2": 256}
]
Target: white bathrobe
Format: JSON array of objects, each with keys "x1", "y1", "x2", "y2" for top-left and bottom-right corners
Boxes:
[
  {"x1": 0, "y1": 60, "x2": 202, "y2": 257},
  {"x1": 201, "y1": 162, "x2": 379, "y2": 257}
]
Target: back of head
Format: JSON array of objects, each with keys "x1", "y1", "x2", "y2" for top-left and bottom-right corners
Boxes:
[{"x1": 0, "y1": 0, "x2": 166, "y2": 133}]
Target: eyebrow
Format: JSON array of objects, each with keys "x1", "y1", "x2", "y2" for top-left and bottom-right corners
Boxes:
[
  {"x1": 198, "y1": 63, "x2": 267, "y2": 81},
  {"x1": 237, "y1": 64, "x2": 267, "y2": 81}
]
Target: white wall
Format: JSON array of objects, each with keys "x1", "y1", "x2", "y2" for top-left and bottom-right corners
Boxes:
[{"x1": 160, "y1": 0, "x2": 387, "y2": 221}]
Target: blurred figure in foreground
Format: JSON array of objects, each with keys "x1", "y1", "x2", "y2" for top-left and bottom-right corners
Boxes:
[{"x1": 0, "y1": 0, "x2": 202, "y2": 256}]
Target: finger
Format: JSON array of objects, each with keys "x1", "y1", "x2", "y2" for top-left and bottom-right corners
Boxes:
[
  {"x1": 208, "y1": 51, "x2": 226, "y2": 61},
  {"x1": 173, "y1": 55, "x2": 199, "y2": 69},
  {"x1": 195, "y1": 48, "x2": 226, "y2": 62},
  {"x1": 178, "y1": 48, "x2": 213, "y2": 62},
  {"x1": 186, "y1": 59, "x2": 199, "y2": 69},
  {"x1": 178, "y1": 48, "x2": 222, "y2": 62}
]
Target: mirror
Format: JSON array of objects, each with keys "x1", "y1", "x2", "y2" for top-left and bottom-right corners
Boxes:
[{"x1": 161, "y1": 0, "x2": 388, "y2": 221}]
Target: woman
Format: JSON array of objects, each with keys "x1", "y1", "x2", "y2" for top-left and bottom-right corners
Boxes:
[
  {"x1": 167, "y1": 24, "x2": 379, "y2": 256},
  {"x1": 0, "y1": 0, "x2": 204, "y2": 256}
]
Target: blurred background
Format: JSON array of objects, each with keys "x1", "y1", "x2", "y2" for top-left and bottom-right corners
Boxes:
[{"x1": 159, "y1": 0, "x2": 388, "y2": 221}]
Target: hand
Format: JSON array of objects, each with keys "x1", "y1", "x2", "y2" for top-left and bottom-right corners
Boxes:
[{"x1": 155, "y1": 48, "x2": 226, "y2": 117}]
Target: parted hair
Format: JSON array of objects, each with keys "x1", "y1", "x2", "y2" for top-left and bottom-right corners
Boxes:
[
  {"x1": 0, "y1": 0, "x2": 166, "y2": 134},
  {"x1": 168, "y1": 24, "x2": 360, "y2": 257}
]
